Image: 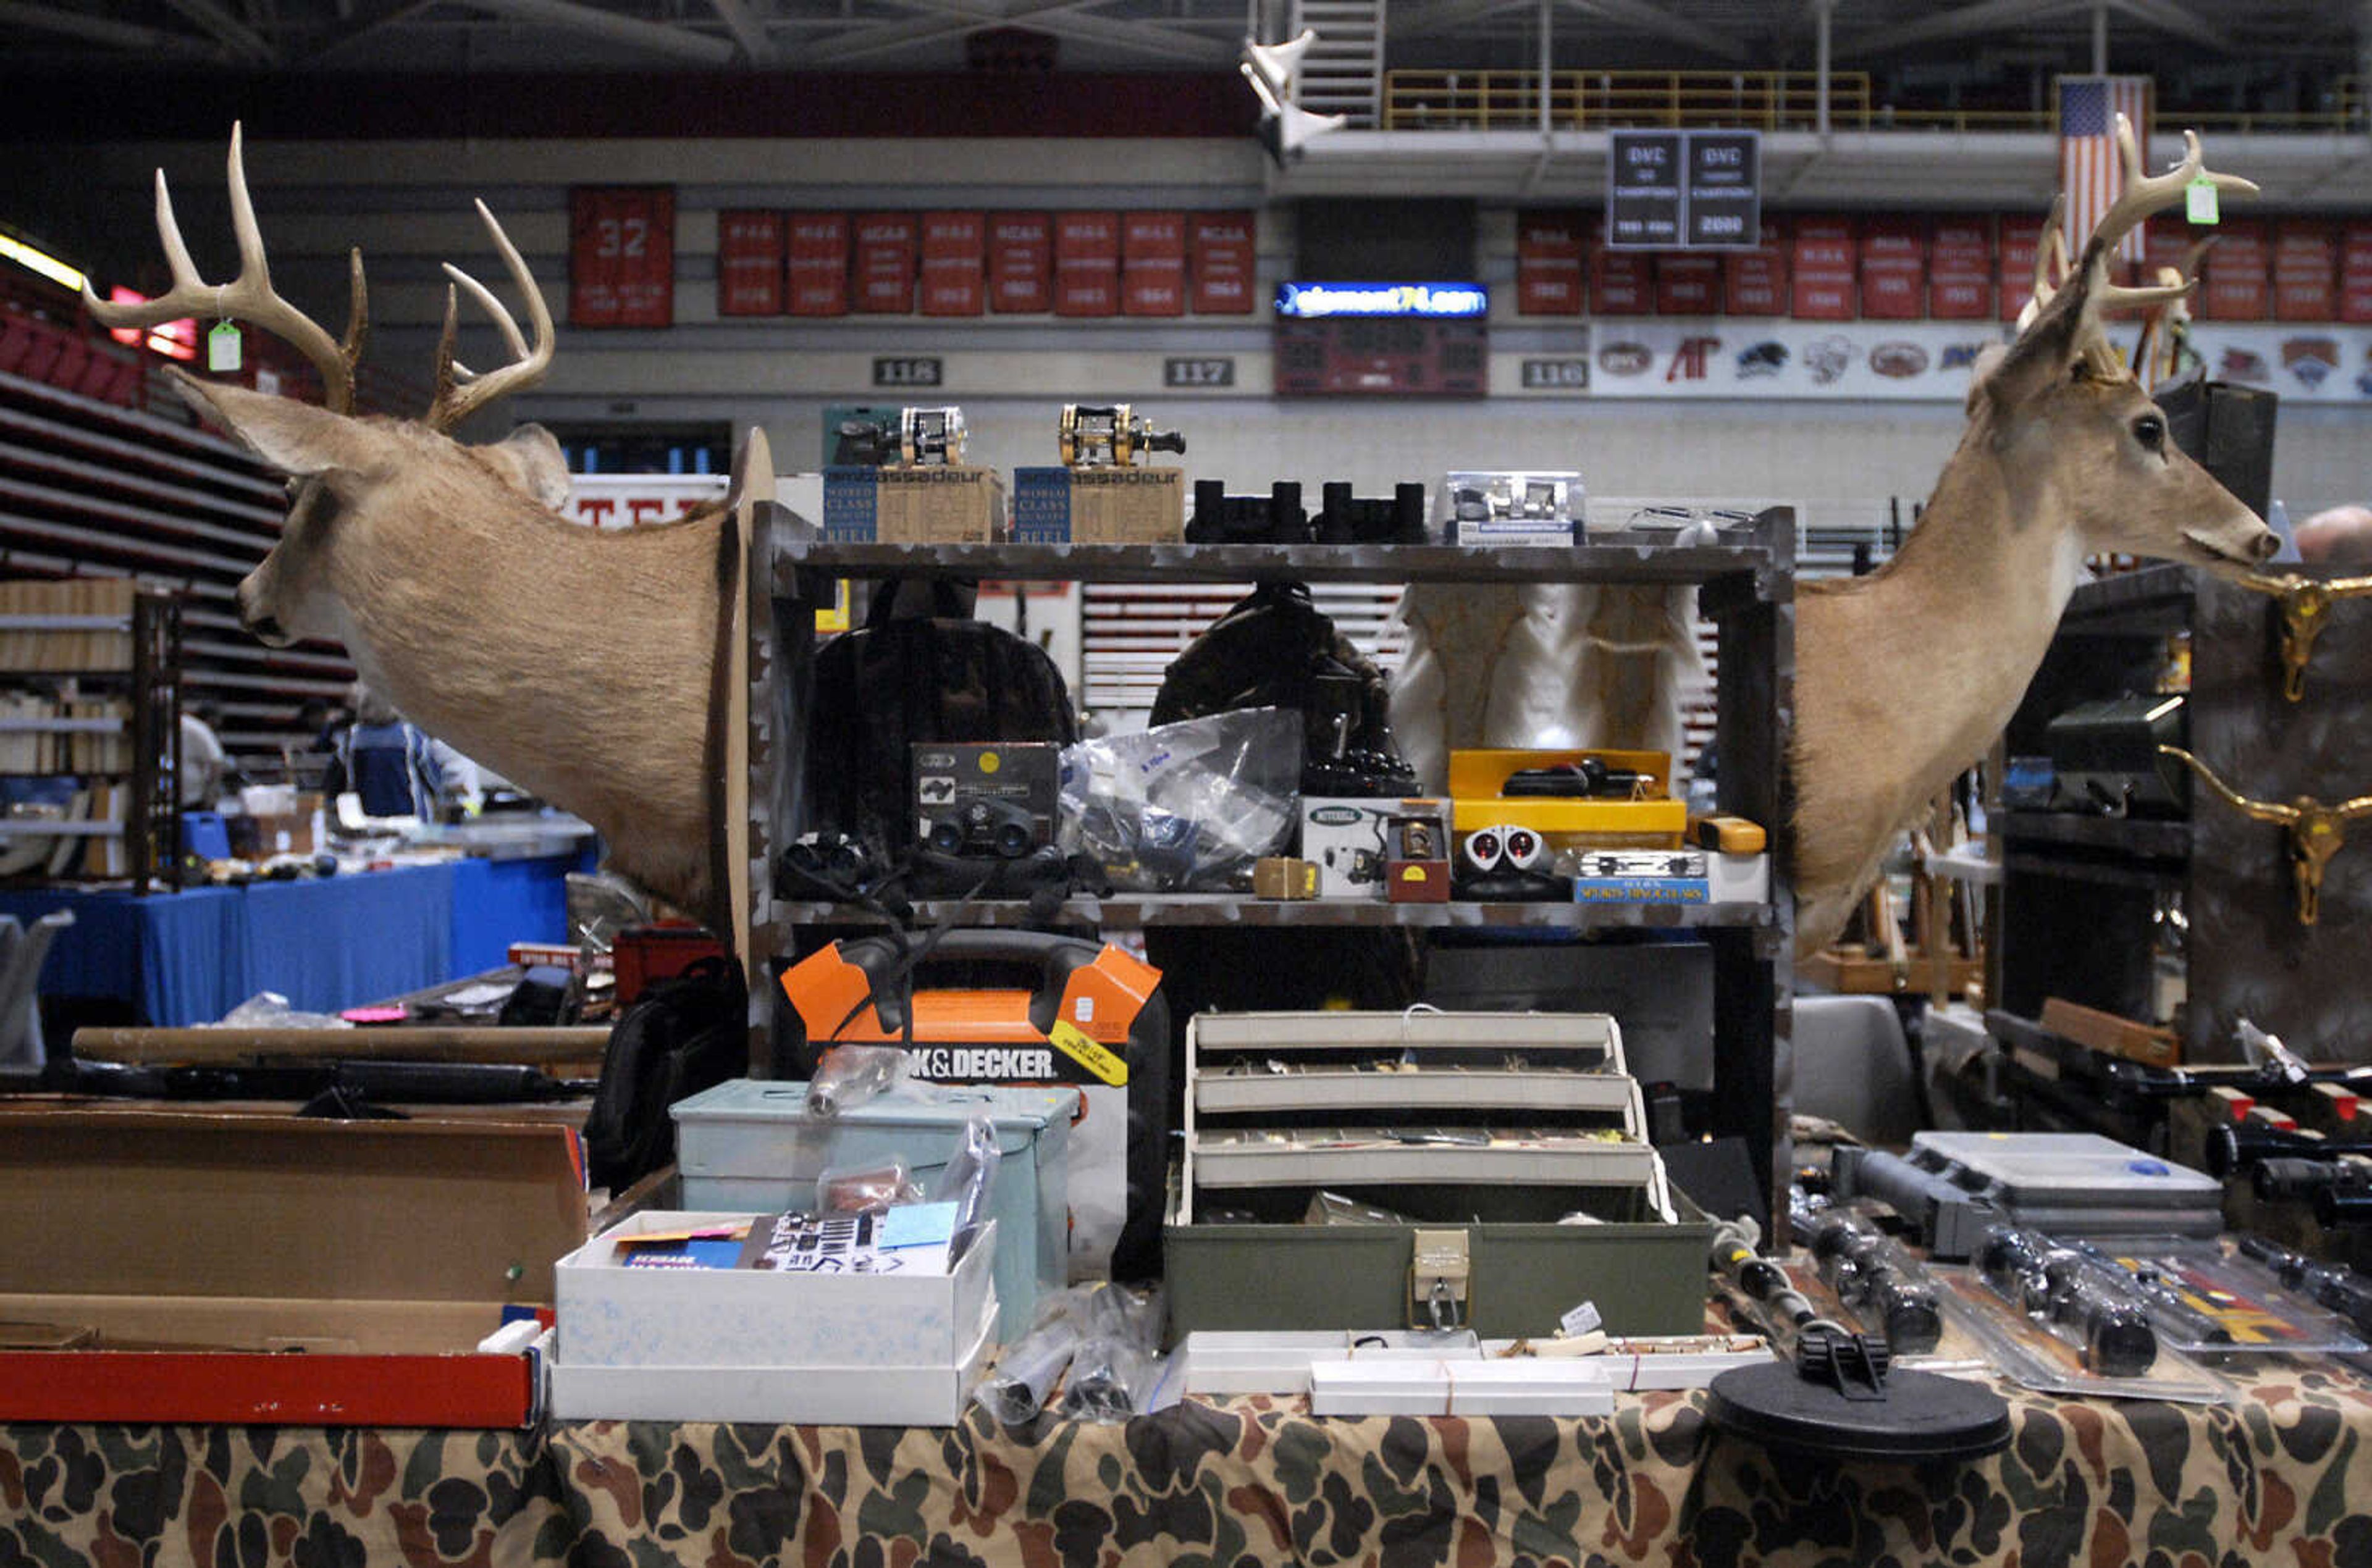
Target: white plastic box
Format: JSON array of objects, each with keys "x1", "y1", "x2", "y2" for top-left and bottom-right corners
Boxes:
[{"x1": 549, "y1": 1210, "x2": 998, "y2": 1425}]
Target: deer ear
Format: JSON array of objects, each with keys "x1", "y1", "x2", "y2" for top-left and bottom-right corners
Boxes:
[
  {"x1": 1982, "y1": 296, "x2": 2084, "y2": 411},
  {"x1": 476, "y1": 424, "x2": 573, "y2": 511},
  {"x1": 170, "y1": 369, "x2": 386, "y2": 480}
]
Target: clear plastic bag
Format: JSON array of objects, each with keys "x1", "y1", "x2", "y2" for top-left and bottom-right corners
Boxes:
[
  {"x1": 972, "y1": 1317, "x2": 1080, "y2": 1426},
  {"x1": 1059, "y1": 708, "x2": 1301, "y2": 892},
  {"x1": 930, "y1": 1113, "x2": 1003, "y2": 1263},
  {"x1": 815, "y1": 1157, "x2": 918, "y2": 1214},
  {"x1": 212, "y1": 991, "x2": 351, "y2": 1030},
  {"x1": 805, "y1": 1044, "x2": 912, "y2": 1118}
]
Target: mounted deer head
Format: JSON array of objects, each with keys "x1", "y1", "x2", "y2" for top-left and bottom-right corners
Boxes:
[
  {"x1": 1792, "y1": 115, "x2": 2276, "y2": 955},
  {"x1": 86, "y1": 125, "x2": 749, "y2": 935}
]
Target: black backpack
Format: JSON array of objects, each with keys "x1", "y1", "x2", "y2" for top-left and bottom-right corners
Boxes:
[
  {"x1": 582, "y1": 955, "x2": 747, "y2": 1194},
  {"x1": 805, "y1": 581, "x2": 1079, "y2": 863}
]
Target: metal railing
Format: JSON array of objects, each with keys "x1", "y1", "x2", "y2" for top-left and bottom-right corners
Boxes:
[
  {"x1": 1379, "y1": 69, "x2": 2365, "y2": 135},
  {"x1": 1382, "y1": 70, "x2": 1871, "y2": 131}
]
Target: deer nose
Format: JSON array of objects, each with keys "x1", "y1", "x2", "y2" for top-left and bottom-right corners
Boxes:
[
  {"x1": 2250, "y1": 530, "x2": 2281, "y2": 563},
  {"x1": 243, "y1": 610, "x2": 289, "y2": 645}
]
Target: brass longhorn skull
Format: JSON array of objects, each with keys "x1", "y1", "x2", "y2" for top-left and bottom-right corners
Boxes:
[
  {"x1": 2160, "y1": 745, "x2": 2372, "y2": 926},
  {"x1": 2237, "y1": 572, "x2": 2372, "y2": 703}
]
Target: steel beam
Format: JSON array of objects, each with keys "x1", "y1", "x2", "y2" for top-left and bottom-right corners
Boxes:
[{"x1": 463, "y1": 0, "x2": 738, "y2": 62}]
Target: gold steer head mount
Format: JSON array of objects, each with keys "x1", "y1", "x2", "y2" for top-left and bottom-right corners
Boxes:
[
  {"x1": 2239, "y1": 572, "x2": 2372, "y2": 703},
  {"x1": 2161, "y1": 745, "x2": 2372, "y2": 926}
]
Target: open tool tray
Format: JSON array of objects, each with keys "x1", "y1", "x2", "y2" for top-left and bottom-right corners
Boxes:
[
  {"x1": 1187, "y1": 1010, "x2": 1635, "y2": 1117},
  {"x1": 1190, "y1": 1127, "x2": 1659, "y2": 1188},
  {"x1": 1179, "y1": 1010, "x2": 1673, "y2": 1224}
]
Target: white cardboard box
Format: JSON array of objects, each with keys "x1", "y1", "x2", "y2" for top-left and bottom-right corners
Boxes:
[
  {"x1": 549, "y1": 1296, "x2": 998, "y2": 1425},
  {"x1": 1309, "y1": 1359, "x2": 1454, "y2": 1417},
  {"x1": 555, "y1": 1210, "x2": 995, "y2": 1370}
]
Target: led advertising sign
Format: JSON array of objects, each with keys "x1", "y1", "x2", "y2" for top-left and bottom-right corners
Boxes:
[{"x1": 1273, "y1": 281, "x2": 1490, "y2": 319}]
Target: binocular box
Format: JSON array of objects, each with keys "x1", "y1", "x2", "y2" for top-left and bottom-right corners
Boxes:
[{"x1": 912, "y1": 742, "x2": 1058, "y2": 861}]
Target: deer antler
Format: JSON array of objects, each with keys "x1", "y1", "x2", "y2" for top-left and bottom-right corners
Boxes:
[
  {"x1": 2016, "y1": 196, "x2": 2072, "y2": 333},
  {"x1": 80, "y1": 122, "x2": 365, "y2": 415},
  {"x1": 2132, "y1": 235, "x2": 2216, "y2": 388},
  {"x1": 426, "y1": 200, "x2": 554, "y2": 433},
  {"x1": 2056, "y1": 116, "x2": 2258, "y2": 379}
]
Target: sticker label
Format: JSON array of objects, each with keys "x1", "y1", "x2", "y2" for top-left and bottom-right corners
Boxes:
[
  {"x1": 2187, "y1": 177, "x2": 2220, "y2": 225},
  {"x1": 1049, "y1": 1019, "x2": 1127, "y2": 1086}
]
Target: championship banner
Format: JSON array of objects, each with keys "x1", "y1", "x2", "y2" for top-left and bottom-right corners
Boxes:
[
  {"x1": 570, "y1": 187, "x2": 675, "y2": 329},
  {"x1": 716, "y1": 211, "x2": 784, "y2": 317}
]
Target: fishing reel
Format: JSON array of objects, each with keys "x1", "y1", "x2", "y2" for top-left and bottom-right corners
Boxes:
[
  {"x1": 1059, "y1": 403, "x2": 1185, "y2": 468},
  {"x1": 899, "y1": 406, "x2": 966, "y2": 467}
]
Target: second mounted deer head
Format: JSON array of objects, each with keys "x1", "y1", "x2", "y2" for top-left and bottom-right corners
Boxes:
[
  {"x1": 84, "y1": 125, "x2": 751, "y2": 933},
  {"x1": 1791, "y1": 115, "x2": 2278, "y2": 955}
]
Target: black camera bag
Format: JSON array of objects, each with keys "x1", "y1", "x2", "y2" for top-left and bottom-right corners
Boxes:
[{"x1": 583, "y1": 955, "x2": 747, "y2": 1193}]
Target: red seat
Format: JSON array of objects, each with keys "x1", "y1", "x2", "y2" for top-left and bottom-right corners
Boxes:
[{"x1": 0, "y1": 317, "x2": 35, "y2": 374}]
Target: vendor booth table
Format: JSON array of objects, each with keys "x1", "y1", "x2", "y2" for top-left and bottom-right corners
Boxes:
[
  {"x1": 5, "y1": 1367, "x2": 2364, "y2": 1566},
  {"x1": 0, "y1": 843, "x2": 592, "y2": 1027}
]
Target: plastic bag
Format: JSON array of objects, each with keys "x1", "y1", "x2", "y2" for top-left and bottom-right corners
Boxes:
[
  {"x1": 212, "y1": 991, "x2": 351, "y2": 1031},
  {"x1": 815, "y1": 1157, "x2": 918, "y2": 1214},
  {"x1": 1056, "y1": 1282, "x2": 1166, "y2": 1423},
  {"x1": 929, "y1": 1113, "x2": 1003, "y2": 1262},
  {"x1": 806, "y1": 1044, "x2": 912, "y2": 1118},
  {"x1": 972, "y1": 1317, "x2": 1079, "y2": 1425},
  {"x1": 1059, "y1": 708, "x2": 1301, "y2": 891}
]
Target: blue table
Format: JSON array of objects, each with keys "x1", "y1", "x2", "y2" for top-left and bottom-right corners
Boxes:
[{"x1": 0, "y1": 851, "x2": 588, "y2": 1025}]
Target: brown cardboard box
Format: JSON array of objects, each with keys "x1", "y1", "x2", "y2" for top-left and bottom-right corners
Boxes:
[
  {"x1": 253, "y1": 794, "x2": 324, "y2": 856},
  {"x1": 875, "y1": 464, "x2": 1005, "y2": 544},
  {"x1": 0, "y1": 1109, "x2": 586, "y2": 1425},
  {"x1": 1066, "y1": 467, "x2": 1184, "y2": 543}
]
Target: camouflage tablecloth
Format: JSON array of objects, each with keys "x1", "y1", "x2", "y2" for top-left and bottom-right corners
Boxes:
[{"x1": 9, "y1": 1363, "x2": 2372, "y2": 1567}]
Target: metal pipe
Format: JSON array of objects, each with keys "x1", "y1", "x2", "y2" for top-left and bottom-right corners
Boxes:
[
  {"x1": 2092, "y1": 1, "x2": 2108, "y2": 75},
  {"x1": 1815, "y1": 0, "x2": 1832, "y2": 138},
  {"x1": 72, "y1": 1025, "x2": 613, "y2": 1066}
]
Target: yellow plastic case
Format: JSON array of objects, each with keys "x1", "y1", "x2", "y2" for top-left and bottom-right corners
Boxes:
[{"x1": 1447, "y1": 748, "x2": 1687, "y2": 848}]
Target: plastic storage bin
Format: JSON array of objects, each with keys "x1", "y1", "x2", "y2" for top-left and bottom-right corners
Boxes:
[{"x1": 670, "y1": 1078, "x2": 1077, "y2": 1338}]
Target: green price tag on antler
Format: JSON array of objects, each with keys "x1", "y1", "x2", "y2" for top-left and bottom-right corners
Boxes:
[
  {"x1": 2187, "y1": 176, "x2": 2221, "y2": 225},
  {"x1": 207, "y1": 321, "x2": 242, "y2": 372}
]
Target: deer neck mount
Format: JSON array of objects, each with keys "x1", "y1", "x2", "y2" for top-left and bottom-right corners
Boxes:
[
  {"x1": 2162, "y1": 745, "x2": 2372, "y2": 926},
  {"x1": 1790, "y1": 116, "x2": 2277, "y2": 957},
  {"x1": 84, "y1": 124, "x2": 742, "y2": 931}
]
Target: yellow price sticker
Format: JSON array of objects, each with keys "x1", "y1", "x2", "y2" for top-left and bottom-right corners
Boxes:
[{"x1": 1048, "y1": 1020, "x2": 1129, "y2": 1086}]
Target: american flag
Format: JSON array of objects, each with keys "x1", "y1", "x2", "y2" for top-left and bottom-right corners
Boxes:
[{"x1": 2059, "y1": 76, "x2": 2153, "y2": 264}]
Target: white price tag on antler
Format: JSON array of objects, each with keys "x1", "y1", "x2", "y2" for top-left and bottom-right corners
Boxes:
[
  {"x1": 207, "y1": 321, "x2": 242, "y2": 372},
  {"x1": 2186, "y1": 176, "x2": 2220, "y2": 225}
]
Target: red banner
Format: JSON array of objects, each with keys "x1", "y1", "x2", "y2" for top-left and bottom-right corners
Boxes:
[
  {"x1": 2200, "y1": 218, "x2": 2269, "y2": 321},
  {"x1": 1723, "y1": 219, "x2": 1789, "y2": 316},
  {"x1": 570, "y1": 188, "x2": 675, "y2": 329},
  {"x1": 919, "y1": 211, "x2": 984, "y2": 317},
  {"x1": 1656, "y1": 254, "x2": 1722, "y2": 316},
  {"x1": 1515, "y1": 211, "x2": 1586, "y2": 316},
  {"x1": 1859, "y1": 219, "x2": 1927, "y2": 321},
  {"x1": 1929, "y1": 218, "x2": 1992, "y2": 320},
  {"x1": 716, "y1": 211, "x2": 784, "y2": 317},
  {"x1": 2343, "y1": 223, "x2": 2372, "y2": 324},
  {"x1": 853, "y1": 213, "x2": 918, "y2": 314},
  {"x1": 989, "y1": 212, "x2": 1051, "y2": 314},
  {"x1": 787, "y1": 212, "x2": 849, "y2": 317},
  {"x1": 1189, "y1": 211, "x2": 1256, "y2": 314},
  {"x1": 1791, "y1": 217, "x2": 1856, "y2": 321},
  {"x1": 1998, "y1": 214, "x2": 2045, "y2": 323},
  {"x1": 1122, "y1": 211, "x2": 1186, "y2": 317},
  {"x1": 2274, "y1": 221, "x2": 2337, "y2": 322},
  {"x1": 1591, "y1": 248, "x2": 1653, "y2": 315},
  {"x1": 1054, "y1": 211, "x2": 1121, "y2": 317}
]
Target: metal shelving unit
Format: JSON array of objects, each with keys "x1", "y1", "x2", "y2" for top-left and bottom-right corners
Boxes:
[
  {"x1": 0, "y1": 587, "x2": 182, "y2": 889},
  {"x1": 746, "y1": 506, "x2": 1796, "y2": 1213}
]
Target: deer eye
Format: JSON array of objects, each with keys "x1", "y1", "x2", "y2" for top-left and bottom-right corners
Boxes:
[{"x1": 2132, "y1": 412, "x2": 2167, "y2": 452}]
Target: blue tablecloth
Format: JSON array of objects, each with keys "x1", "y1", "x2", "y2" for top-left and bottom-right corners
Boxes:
[{"x1": 0, "y1": 852, "x2": 586, "y2": 1025}]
